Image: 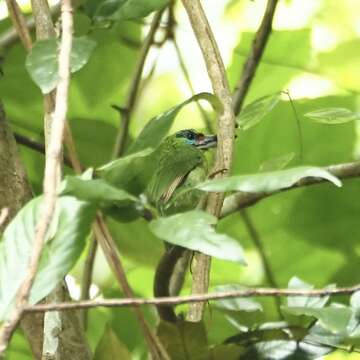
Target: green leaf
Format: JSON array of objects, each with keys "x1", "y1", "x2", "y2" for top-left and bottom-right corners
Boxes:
[
  {"x1": 85, "y1": 0, "x2": 170, "y2": 22},
  {"x1": 284, "y1": 305, "x2": 353, "y2": 334},
  {"x1": 149, "y1": 210, "x2": 246, "y2": 264},
  {"x1": 286, "y1": 277, "x2": 334, "y2": 309},
  {"x1": 157, "y1": 321, "x2": 208, "y2": 360},
  {"x1": 197, "y1": 166, "x2": 342, "y2": 193},
  {"x1": 112, "y1": 0, "x2": 170, "y2": 21},
  {"x1": 60, "y1": 175, "x2": 137, "y2": 204},
  {"x1": 213, "y1": 284, "x2": 262, "y2": 312},
  {"x1": 0, "y1": 196, "x2": 95, "y2": 321},
  {"x1": 94, "y1": 325, "x2": 131, "y2": 360},
  {"x1": 127, "y1": 92, "x2": 221, "y2": 155},
  {"x1": 259, "y1": 153, "x2": 295, "y2": 172},
  {"x1": 26, "y1": 36, "x2": 96, "y2": 93},
  {"x1": 304, "y1": 108, "x2": 360, "y2": 124},
  {"x1": 237, "y1": 93, "x2": 280, "y2": 130}
]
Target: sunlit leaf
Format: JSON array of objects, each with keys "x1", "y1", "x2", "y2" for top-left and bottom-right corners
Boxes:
[
  {"x1": 26, "y1": 37, "x2": 96, "y2": 93},
  {"x1": 304, "y1": 108, "x2": 360, "y2": 124},
  {"x1": 0, "y1": 196, "x2": 95, "y2": 321},
  {"x1": 286, "y1": 277, "x2": 334, "y2": 309},
  {"x1": 237, "y1": 93, "x2": 280, "y2": 130},
  {"x1": 60, "y1": 175, "x2": 137, "y2": 204},
  {"x1": 213, "y1": 284, "x2": 262, "y2": 312},
  {"x1": 197, "y1": 166, "x2": 342, "y2": 193},
  {"x1": 284, "y1": 305, "x2": 353, "y2": 334},
  {"x1": 127, "y1": 92, "x2": 221, "y2": 154},
  {"x1": 149, "y1": 210, "x2": 246, "y2": 264}
]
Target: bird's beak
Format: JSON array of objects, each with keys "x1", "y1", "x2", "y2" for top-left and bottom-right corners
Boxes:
[{"x1": 195, "y1": 134, "x2": 217, "y2": 149}]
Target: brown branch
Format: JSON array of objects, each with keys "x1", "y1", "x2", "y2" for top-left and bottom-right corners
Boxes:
[
  {"x1": 232, "y1": 0, "x2": 279, "y2": 115},
  {"x1": 112, "y1": 10, "x2": 164, "y2": 158},
  {"x1": 221, "y1": 160, "x2": 360, "y2": 218},
  {"x1": 94, "y1": 215, "x2": 170, "y2": 360},
  {"x1": 5, "y1": 0, "x2": 32, "y2": 50},
  {"x1": 24, "y1": 283, "x2": 360, "y2": 313},
  {"x1": 14, "y1": 132, "x2": 73, "y2": 167},
  {"x1": 181, "y1": 0, "x2": 236, "y2": 321},
  {"x1": 0, "y1": 0, "x2": 73, "y2": 356}
]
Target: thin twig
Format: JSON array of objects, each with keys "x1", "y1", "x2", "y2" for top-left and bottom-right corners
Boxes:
[
  {"x1": 0, "y1": 0, "x2": 73, "y2": 356},
  {"x1": 221, "y1": 160, "x2": 360, "y2": 218},
  {"x1": 181, "y1": 0, "x2": 236, "y2": 321},
  {"x1": 80, "y1": 238, "x2": 97, "y2": 329},
  {"x1": 14, "y1": 132, "x2": 73, "y2": 167},
  {"x1": 232, "y1": 0, "x2": 279, "y2": 115},
  {"x1": 5, "y1": 0, "x2": 32, "y2": 50},
  {"x1": 94, "y1": 215, "x2": 170, "y2": 360},
  {"x1": 112, "y1": 10, "x2": 164, "y2": 158},
  {"x1": 24, "y1": 283, "x2": 360, "y2": 313},
  {"x1": 240, "y1": 210, "x2": 282, "y2": 318}
]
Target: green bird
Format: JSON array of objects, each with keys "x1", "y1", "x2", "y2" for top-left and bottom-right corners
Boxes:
[{"x1": 148, "y1": 129, "x2": 217, "y2": 322}]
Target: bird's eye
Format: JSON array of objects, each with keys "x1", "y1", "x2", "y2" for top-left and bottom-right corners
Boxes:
[{"x1": 187, "y1": 132, "x2": 195, "y2": 140}]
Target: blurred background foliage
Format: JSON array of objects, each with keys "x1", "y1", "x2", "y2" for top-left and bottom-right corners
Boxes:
[{"x1": 2, "y1": 0, "x2": 360, "y2": 358}]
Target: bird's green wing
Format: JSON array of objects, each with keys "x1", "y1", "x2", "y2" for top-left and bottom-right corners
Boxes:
[{"x1": 147, "y1": 141, "x2": 204, "y2": 207}]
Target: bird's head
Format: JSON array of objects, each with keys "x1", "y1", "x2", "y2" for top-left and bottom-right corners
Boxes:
[{"x1": 175, "y1": 129, "x2": 217, "y2": 150}]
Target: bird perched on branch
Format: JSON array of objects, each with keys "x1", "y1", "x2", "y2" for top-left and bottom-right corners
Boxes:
[{"x1": 148, "y1": 129, "x2": 217, "y2": 322}]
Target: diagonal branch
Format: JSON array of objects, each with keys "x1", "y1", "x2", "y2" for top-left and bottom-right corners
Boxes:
[
  {"x1": 232, "y1": 0, "x2": 279, "y2": 115},
  {"x1": 181, "y1": 0, "x2": 236, "y2": 321},
  {"x1": 112, "y1": 10, "x2": 164, "y2": 158},
  {"x1": 221, "y1": 160, "x2": 360, "y2": 218},
  {"x1": 24, "y1": 282, "x2": 360, "y2": 313},
  {"x1": 0, "y1": 0, "x2": 73, "y2": 355}
]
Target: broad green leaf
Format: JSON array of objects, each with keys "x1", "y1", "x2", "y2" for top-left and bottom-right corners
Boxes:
[
  {"x1": 197, "y1": 166, "x2": 342, "y2": 193},
  {"x1": 213, "y1": 284, "x2": 262, "y2": 312},
  {"x1": 26, "y1": 36, "x2": 96, "y2": 93},
  {"x1": 97, "y1": 148, "x2": 154, "y2": 192},
  {"x1": 286, "y1": 277, "x2": 334, "y2": 309},
  {"x1": 149, "y1": 210, "x2": 246, "y2": 264},
  {"x1": 237, "y1": 93, "x2": 280, "y2": 130},
  {"x1": 259, "y1": 153, "x2": 295, "y2": 172},
  {"x1": 60, "y1": 175, "x2": 137, "y2": 204},
  {"x1": 157, "y1": 321, "x2": 208, "y2": 360},
  {"x1": 0, "y1": 196, "x2": 95, "y2": 321},
  {"x1": 85, "y1": 0, "x2": 170, "y2": 22},
  {"x1": 284, "y1": 305, "x2": 353, "y2": 334},
  {"x1": 94, "y1": 325, "x2": 131, "y2": 360},
  {"x1": 112, "y1": 0, "x2": 170, "y2": 21},
  {"x1": 304, "y1": 108, "x2": 360, "y2": 124},
  {"x1": 127, "y1": 92, "x2": 221, "y2": 155}
]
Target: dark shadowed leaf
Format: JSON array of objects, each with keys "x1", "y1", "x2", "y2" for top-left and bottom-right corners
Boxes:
[
  {"x1": 127, "y1": 92, "x2": 221, "y2": 154},
  {"x1": 237, "y1": 93, "x2": 280, "y2": 130},
  {"x1": 0, "y1": 196, "x2": 95, "y2": 321},
  {"x1": 304, "y1": 108, "x2": 360, "y2": 124},
  {"x1": 157, "y1": 321, "x2": 208, "y2": 360},
  {"x1": 197, "y1": 166, "x2": 341, "y2": 193},
  {"x1": 149, "y1": 210, "x2": 246, "y2": 264},
  {"x1": 212, "y1": 284, "x2": 263, "y2": 312},
  {"x1": 94, "y1": 325, "x2": 131, "y2": 360},
  {"x1": 26, "y1": 37, "x2": 96, "y2": 93}
]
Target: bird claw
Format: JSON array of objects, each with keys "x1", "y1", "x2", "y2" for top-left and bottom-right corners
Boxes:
[{"x1": 209, "y1": 168, "x2": 229, "y2": 179}]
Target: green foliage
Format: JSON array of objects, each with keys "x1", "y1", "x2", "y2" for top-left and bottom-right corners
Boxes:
[
  {"x1": 2, "y1": 1, "x2": 360, "y2": 358},
  {"x1": 0, "y1": 196, "x2": 95, "y2": 321},
  {"x1": 149, "y1": 210, "x2": 246, "y2": 264},
  {"x1": 26, "y1": 37, "x2": 97, "y2": 93},
  {"x1": 197, "y1": 166, "x2": 341, "y2": 193}
]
